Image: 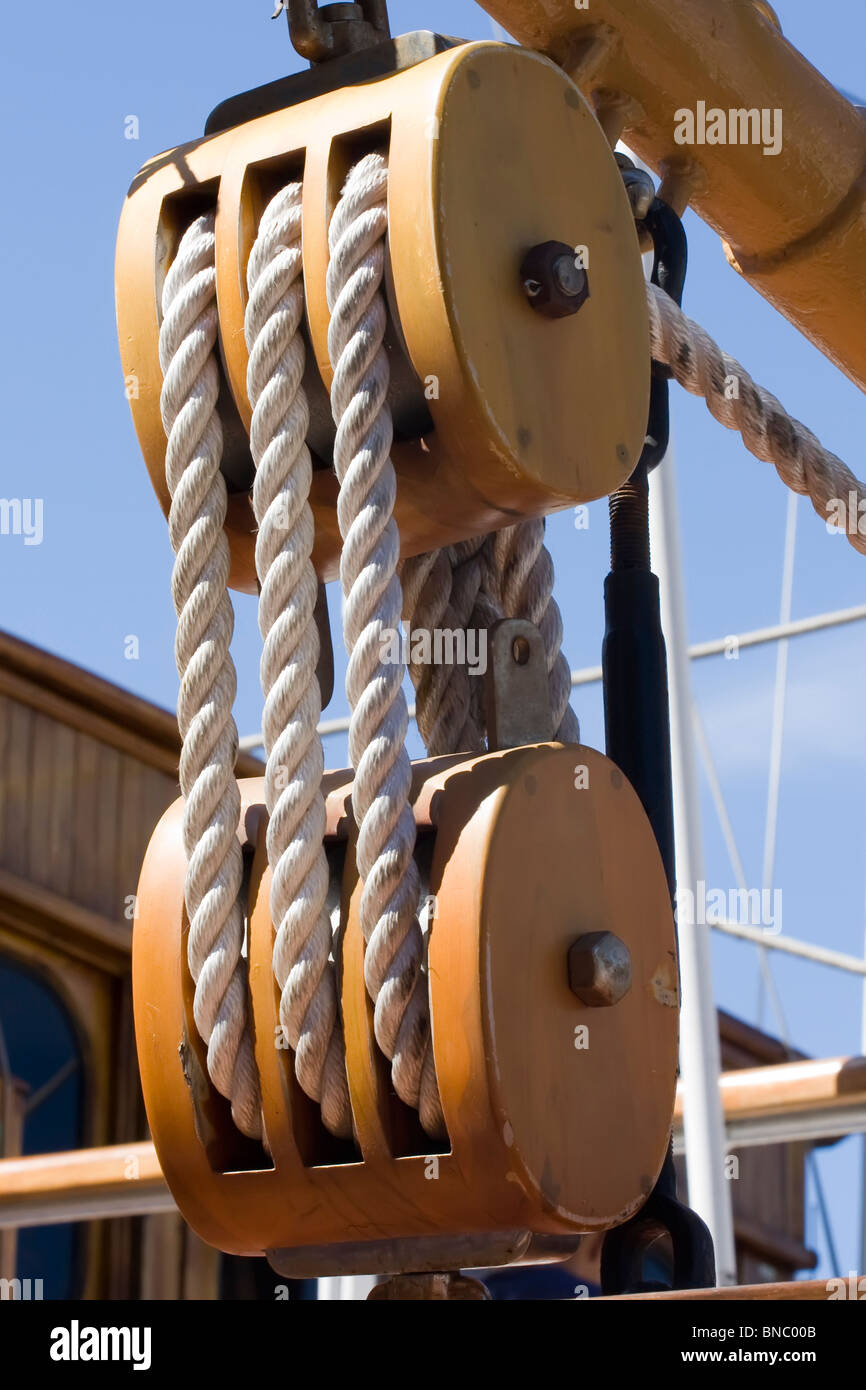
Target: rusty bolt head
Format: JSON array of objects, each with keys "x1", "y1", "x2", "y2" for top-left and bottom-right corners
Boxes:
[
  {"x1": 568, "y1": 931, "x2": 632, "y2": 1007},
  {"x1": 521, "y1": 241, "x2": 589, "y2": 319}
]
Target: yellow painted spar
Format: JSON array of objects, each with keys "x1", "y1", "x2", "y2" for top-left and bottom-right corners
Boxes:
[{"x1": 481, "y1": 0, "x2": 866, "y2": 392}]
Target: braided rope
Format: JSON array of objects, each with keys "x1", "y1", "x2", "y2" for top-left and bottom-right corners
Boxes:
[
  {"x1": 245, "y1": 184, "x2": 352, "y2": 1138},
  {"x1": 647, "y1": 280, "x2": 866, "y2": 557},
  {"x1": 158, "y1": 215, "x2": 262, "y2": 1141},
  {"x1": 326, "y1": 152, "x2": 444, "y2": 1138},
  {"x1": 488, "y1": 521, "x2": 581, "y2": 742}
]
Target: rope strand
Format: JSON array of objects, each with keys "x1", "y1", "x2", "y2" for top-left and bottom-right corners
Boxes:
[
  {"x1": 245, "y1": 183, "x2": 352, "y2": 1139},
  {"x1": 647, "y1": 280, "x2": 866, "y2": 557},
  {"x1": 159, "y1": 215, "x2": 262, "y2": 1142},
  {"x1": 326, "y1": 152, "x2": 444, "y2": 1138},
  {"x1": 488, "y1": 521, "x2": 581, "y2": 742}
]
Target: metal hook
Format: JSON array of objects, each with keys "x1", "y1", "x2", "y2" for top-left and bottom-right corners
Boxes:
[{"x1": 283, "y1": 1, "x2": 390, "y2": 64}]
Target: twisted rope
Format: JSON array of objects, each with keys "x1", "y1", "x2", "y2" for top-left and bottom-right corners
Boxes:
[
  {"x1": 445, "y1": 536, "x2": 493, "y2": 751},
  {"x1": 401, "y1": 544, "x2": 487, "y2": 756},
  {"x1": 487, "y1": 521, "x2": 581, "y2": 742},
  {"x1": 647, "y1": 280, "x2": 866, "y2": 557},
  {"x1": 326, "y1": 152, "x2": 444, "y2": 1138},
  {"x1": 158, "y1": 215, "x2": 262, "y2": 1141},
  {"x1": 245, "y1": 183, "x2": 352, "y2": 1138}
]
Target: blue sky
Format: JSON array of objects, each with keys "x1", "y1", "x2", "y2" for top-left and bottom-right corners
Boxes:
[{"x1": 1, "y1": 0, "x2": 864, "y2": 1279}]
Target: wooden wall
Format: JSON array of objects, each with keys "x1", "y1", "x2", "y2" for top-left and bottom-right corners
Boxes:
[
  {"x1": 0, "y1": 693, "x2": 176, "y2": 927},
  {"x1": 0, "y1": 627, "x2": 261, "y2": 1297}
]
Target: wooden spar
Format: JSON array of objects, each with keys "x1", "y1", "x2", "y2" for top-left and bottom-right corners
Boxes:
[{"x1": 481, "y1": 0, "x2": 866, "y2": 392}]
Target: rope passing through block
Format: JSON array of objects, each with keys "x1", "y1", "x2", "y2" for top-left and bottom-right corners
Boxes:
[{"x1": 154, "y1": 163, "x2": 582, "y2": 1144}]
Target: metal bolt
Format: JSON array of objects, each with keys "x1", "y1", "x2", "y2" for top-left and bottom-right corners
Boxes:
[
  {"x1": 568, "y1": 931, "x2": 632, "y2": 1007},
  {"x1": 552, "y1": 255, "x2": 586, "y2": 299},
  {"x1": 521, "y1": 241, "x2": 590, "y2": 319},
  {"x1": 621, "y1": 168, "x2": 656, "y2": 223}
]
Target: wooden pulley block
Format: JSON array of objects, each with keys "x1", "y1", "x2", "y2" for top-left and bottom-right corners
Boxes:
[
  {"x1": 116, "y1": 38, "x2": 649, "y2": 593},
  {"x1": 133, "y1": 743, "x2": 679, "y2": 1275}
]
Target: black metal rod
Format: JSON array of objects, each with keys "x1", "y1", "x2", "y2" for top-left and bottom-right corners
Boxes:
[
  {"x1": 602, "y1": 472, "x2": 676, "y2": 902},
  {"x1": 599, "y1": 199, "x2": 715, "y2": 1294}
]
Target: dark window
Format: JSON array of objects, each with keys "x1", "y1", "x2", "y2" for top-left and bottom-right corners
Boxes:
[{"x1": 0, "y1": 956, "x2": 85, "y2": 1299}]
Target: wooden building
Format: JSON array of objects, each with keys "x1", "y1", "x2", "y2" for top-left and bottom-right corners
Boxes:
[
  {"x1": 0, "y1": 627, "x2": 826, "y2": 1298},
  {"x1": 0, "y1": 628, "x2": 263, "y2": 1298}
]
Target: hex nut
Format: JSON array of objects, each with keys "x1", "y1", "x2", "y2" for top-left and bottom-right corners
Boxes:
[{"x1": 568, "y1": 931, "x2": 632, "y2": 1007}]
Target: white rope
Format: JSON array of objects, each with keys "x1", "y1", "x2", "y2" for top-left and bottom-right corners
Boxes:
[
  {"x1": 647, "y1": 280, "x2": 866, "y2": 557},
  {"x1": 401, "y1": 545, "x2": 487, "y2": 756},
  {"x1": 245, "y1": 184, "x2": 352, "y2": 1138},
  {"x1": 448, "y1": 537, "x2": 497, "y2": 749},
  {"x1": 488, "y1": 521, "x2": 581, "y2": 742},
  {"x1": 326, "y1": 152, "x2": 444, "y2": 1138},
  {"x1": 158, "y1": 215, "x2": 262, "y2": 1141}
]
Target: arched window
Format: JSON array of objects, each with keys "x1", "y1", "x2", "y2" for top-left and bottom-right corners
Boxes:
[{"x1": 0, "y1": 956, "x2": 85, "y2": 1299}]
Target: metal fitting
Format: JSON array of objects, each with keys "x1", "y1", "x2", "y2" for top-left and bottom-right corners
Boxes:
[
  {"x1": 286, "y1": 1, "x2": 390, "y2": 64},
  {"x1": 568, "y1": 931, "x2": 632, "y2": 1007},
  {"x1": 521, "y1": 241, "x2": 589, "y2": 319},
  {"x1": 621, "y1": 167, "x2": 656, "y2": 223}
]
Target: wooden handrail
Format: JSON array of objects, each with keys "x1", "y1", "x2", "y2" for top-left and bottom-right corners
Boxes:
[
  {"x1": 674, "y1": 1056, "x2": 866, "y2": 1123},
  {"x1": 0, "y1": 1142, "x2": 172, "y2": 1229},
  {"x1": 600, "y1": 1279, "x2": 840, "y2": 1301},
  {"x1": 2, "y1": 1058, "x2": 864, "y2": 1229}
]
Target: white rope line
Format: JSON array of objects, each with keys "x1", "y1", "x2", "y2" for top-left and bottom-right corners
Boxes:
[
  {"x1": 461, "y1": 537, "x2": 506, "y2": 742},
  {"x1": 445, "y1": 537, "x2": 493, "y2": 751},
  {"x1": 488, "y1": 521, "x2": 581, "y2": 742},
  {"x1": 647, "y1": 281, "x2": 866, "y2": 557},
  {"x1": 158, "y1": 215, "x2": 262, "y2": 1142},
  {"x1": 401, "y1": 545, "x2": 487, "y2": 756},
  {"x1": 245, "y1": 183, "x2": 352, "y2": 1138},
  {"x1": 326, "y1": 152, "x2": 444, "y2": 1138}
]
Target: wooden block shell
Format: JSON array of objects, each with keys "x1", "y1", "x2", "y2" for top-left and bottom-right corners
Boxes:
[
  {"x1": 116, "y1": 41, "x2": 649, "y2": 592},
  {"x1": 133, "y1": 745, "x2": 678, "y2": 1268}
]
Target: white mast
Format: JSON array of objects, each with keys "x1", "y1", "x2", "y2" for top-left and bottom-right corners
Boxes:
[{"x1": 650, "y1": 451, "x2": 738, "y2": 1286}]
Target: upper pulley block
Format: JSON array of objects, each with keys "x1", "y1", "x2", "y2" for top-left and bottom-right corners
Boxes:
[{"x1": 116, "y1": 40, "x2": 650, "y2": 592}]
